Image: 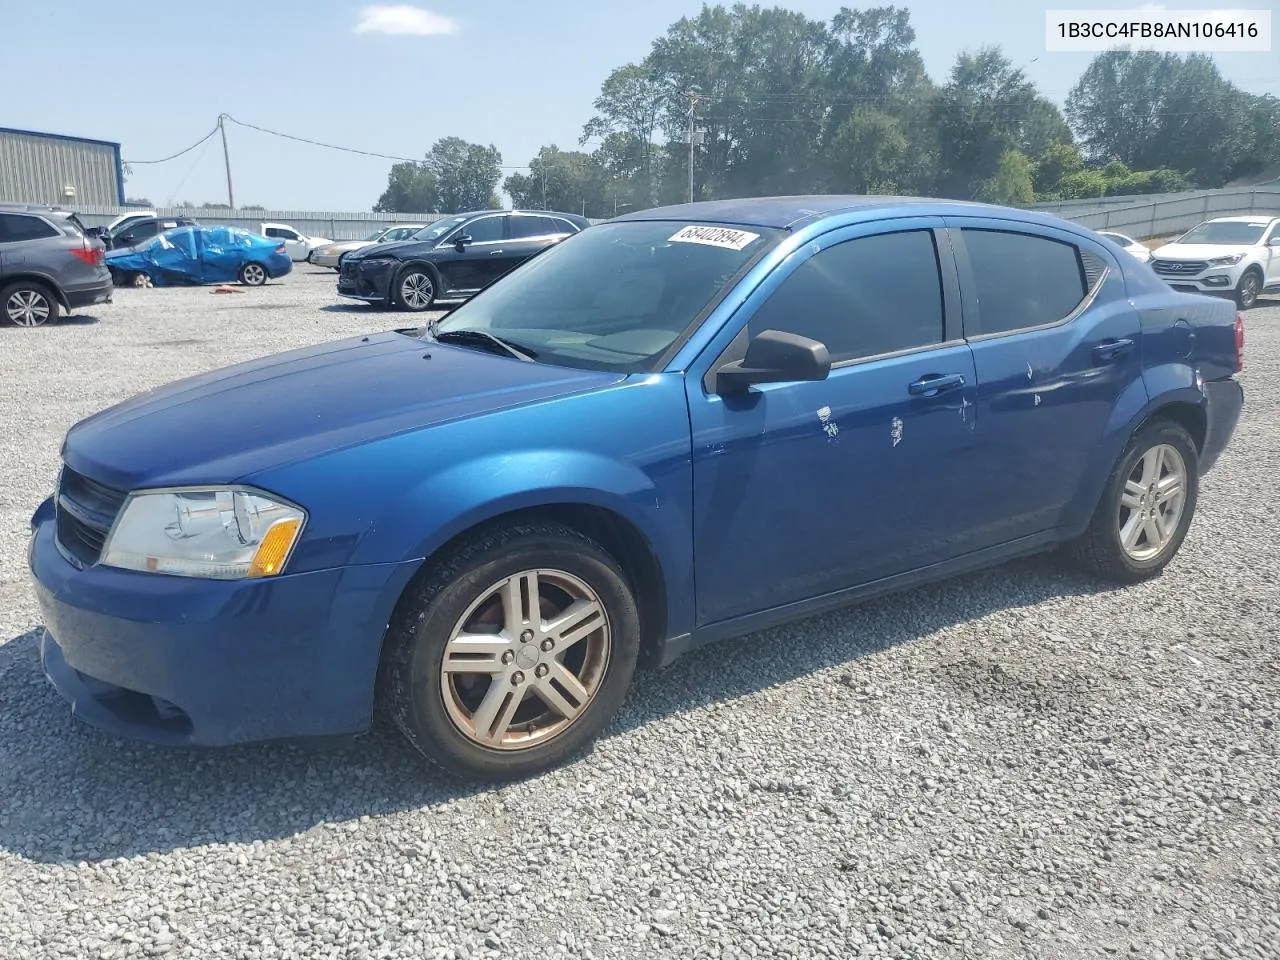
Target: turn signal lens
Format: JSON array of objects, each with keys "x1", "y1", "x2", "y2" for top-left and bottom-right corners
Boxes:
[{"x1": 247, "y1": 518, "x2": 304, "y2": 578}]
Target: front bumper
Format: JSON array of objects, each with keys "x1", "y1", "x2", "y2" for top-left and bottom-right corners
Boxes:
[
  {"x1": 28, "y1": 507, "x2": 418, "y2": 747},
  {"x1": 337, "y1": 260, "x2": 395, "y2": 304},
  {"x1": 1200, "y1": 377, "x2": 1244, "y2": 476},
  {"x1": 1153, "y1": 267, "x2": 1241, "y2": 296}
]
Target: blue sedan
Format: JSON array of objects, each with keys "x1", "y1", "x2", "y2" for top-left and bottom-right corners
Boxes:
[
  {"x1": 29, "y1": 196, "x2": 1244, "y2": 780},
  {"x1": 105, "y1": 225, "x2": 293, "y2": 287}
]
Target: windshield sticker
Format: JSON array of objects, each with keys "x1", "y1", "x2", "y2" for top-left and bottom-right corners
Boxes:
[{"x1": 668, "y1": 225, "x2": 760, "y2": 250}]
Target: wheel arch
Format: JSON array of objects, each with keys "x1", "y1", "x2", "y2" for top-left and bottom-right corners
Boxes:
[
  {"x1": 1, "y1": 272, "x2": 69, "y2": 310},
  {"x1": 380, "y1": 501, "x2": 670, "y2": 674}
]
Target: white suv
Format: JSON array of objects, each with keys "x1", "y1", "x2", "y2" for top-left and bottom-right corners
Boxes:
[{"x1": 1149, "y1": 215, "x2": 1280, "y2": 309}]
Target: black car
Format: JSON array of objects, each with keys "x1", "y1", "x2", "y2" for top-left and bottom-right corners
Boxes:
[
  {"x1": 104, "y1": 216, "x2": 198, "y2": 251},
  {"x1": 338, "y1": 209, "x2": 589, "y2": 311}
]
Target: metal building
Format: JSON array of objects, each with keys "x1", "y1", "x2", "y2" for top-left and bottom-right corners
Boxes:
[{"x1": 0, "y1": 127, "x2": 124, "y2": 207}]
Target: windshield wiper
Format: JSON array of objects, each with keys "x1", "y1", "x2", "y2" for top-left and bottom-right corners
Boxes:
[{"x1": 430, "y1": 325, "x2": 537, "y2": 362}]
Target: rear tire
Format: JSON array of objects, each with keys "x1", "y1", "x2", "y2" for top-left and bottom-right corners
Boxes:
[
  {"x1": 1235, "y1": 268, "x2": 1262, "y2": 310},
  {"x1": 381, "y1": 521, "x2": 640, "y2": 780},
  {"x1": 1065, "y1": 420, "x2": 1198, "y2": 583},
  {"x1": 238, "y1": 263, "x2": 268, "y2": 286},
  {"x1": 1, "y1": 281, "x2": 60, "y2": 327}
]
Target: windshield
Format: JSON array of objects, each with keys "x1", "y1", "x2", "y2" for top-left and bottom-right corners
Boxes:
[
  {"x1": 1177, "y1": 221, "x2": 1268, "y2": 245},
  {"x1": 363, "y1": 229, "x2": 387, "y2": 241},
  {"x1": 433, "y1": 220, "x2": 781, "y2": 372},
  {"x1": 412, "y1": 216, "x2": 468, "y2": 242}
]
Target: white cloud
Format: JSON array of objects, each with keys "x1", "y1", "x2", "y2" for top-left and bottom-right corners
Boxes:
[{"x1": 354, "y1": 5, "x2": 458, "y2": 37}]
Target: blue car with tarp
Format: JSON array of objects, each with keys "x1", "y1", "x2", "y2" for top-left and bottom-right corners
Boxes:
[{"x1": 105, "y1": 225, "x2": 292, "y2": 288}]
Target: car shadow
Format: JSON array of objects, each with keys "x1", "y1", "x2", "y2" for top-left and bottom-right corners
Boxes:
[
  {"x1": 57, "y1": 314, "x2": 102, "y2": 326},
  {"x1": 0, "y1": 552, "x2": 1112, "y2": 864}
]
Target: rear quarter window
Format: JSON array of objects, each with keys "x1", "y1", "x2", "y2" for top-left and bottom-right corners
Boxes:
[
  {"x1": 0, "y1": 214, "x2": 60, "y2": 242},
  {"x1": 961, "y1": 229, "x2": 1090, "y2": 336}
]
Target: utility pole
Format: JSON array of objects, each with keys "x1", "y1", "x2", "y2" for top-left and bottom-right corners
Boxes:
[
  {"x1": 218, "y1": 114, "x2": 236, "y2": 211},
  {"x1": 685, "y1": 90, "x2": 700, "y2": 203},
  {"x1": 541, "y1": 169, "x2": 547, "y2": 210}
]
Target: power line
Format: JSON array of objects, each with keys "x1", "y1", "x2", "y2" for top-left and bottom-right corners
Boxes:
[{"x1": 123, "y1": 125, "x2": 220, "y2": 165}]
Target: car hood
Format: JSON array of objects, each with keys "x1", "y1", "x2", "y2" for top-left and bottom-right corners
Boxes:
[
  {"x1": 1151, "y1": 243, "x2": 1254, "y2": 260},
  {"x1": 62, "y1": 331, "x2": 625, "y2": 491},
  {"x1": 345, "y1": 239, "x2": 430, "y2": 261},
  {"x1": 322, "y1": 240, "x2": 372, "y2": 253}
]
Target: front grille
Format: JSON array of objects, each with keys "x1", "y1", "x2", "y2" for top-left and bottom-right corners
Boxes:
[
  {"x1": 1152, "y1": 259, "x2": 1209, "y2": 276},
  {"x1": 55, "y1": 466, "x2": 127, "y2": 566}
]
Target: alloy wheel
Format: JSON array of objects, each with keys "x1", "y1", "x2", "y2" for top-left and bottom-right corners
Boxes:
[
  {"x1": 241, "y1": 264, "x2": 267, "y2": 286},
  {"x1": 1117, "y1": 443, "x2": 1187, "y2": 561},
  {"x1": 1239, "y1": 273, "x2": 1258, "y2": 309},
  {"x1": 132, "y1": 274, "x2": 153, "y2": 289},
  {"x1": 440, "y1": 568, "x2": 610, "y2": 751},
  {"x1": 5, "y1": 289, "x2": 52, "y2": 326},
  {"x1": 400, "y1": 272, "x2": 434, "y2": 309}
]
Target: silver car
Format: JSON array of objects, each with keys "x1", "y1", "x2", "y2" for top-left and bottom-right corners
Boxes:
[
  {"x1": 310, "y1": 224, "x2": 427, "y2": 270},
  {"x1": 0, "y1": 204, "x2": 112, "y2": 327}
]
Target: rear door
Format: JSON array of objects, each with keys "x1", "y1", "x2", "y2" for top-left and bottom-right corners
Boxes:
[
  {"x1": 1263, "y1": 221, "x2": 1280, "y2": 287},
  {"x1": 948, "y1": 218, "x2": 1142, "y2": 546}
]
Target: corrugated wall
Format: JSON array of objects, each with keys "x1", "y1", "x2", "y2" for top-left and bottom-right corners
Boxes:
[{"x1": 0, "y1": 131, "x2": 121, "y2": 207}]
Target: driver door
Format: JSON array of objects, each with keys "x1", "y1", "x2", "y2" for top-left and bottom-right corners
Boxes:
[
  {"x1": 686, "y1": 220, "x2": 982, "y2": 626},
  {"x1": 437, "y1": 214, "x2": 509, "y2": 293}
]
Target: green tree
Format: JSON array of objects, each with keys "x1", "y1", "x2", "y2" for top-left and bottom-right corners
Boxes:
[
  {"x1": 374, "y1": 162, "x2": 439, "y2": 213},
  {"x1": 424, "y1": 137, "x2": 503, "y2": 213},
  {"x1": 1066, "y1": 51, "x2": 1267, "y2": 187},
  {"x1": 1032, "y1": 141, "x2": 1084, "y2": 195},
  {"x1": 979, "y1": 149, "x2": 1035, "y2": 205},
  {"x1": 581, "y1": 63, "x2": 668, "y2": 206},
  {"x1": 931, "y1": 47, "x2": 1070, "y2": 199},
  {"x1": 828, "y1": 109, "x2": 909, "y2": 194},
  {"x1": 124, "y1": 196, "x2": 152, "y2": 206},
  {"x1": 504, "y1": 146, "x2": 611, "y2": 217}
]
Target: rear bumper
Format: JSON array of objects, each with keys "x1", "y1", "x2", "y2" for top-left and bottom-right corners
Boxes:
[
  {"x1": 64, "y1": 276, "x2": 114, "y2": 310},
  {"x1": 1200, "y1": 377, "x2": 1243, "y2": 475}
]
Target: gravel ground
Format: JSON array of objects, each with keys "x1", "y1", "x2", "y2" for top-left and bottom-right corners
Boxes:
[{"x1": 1, "y1": 270, "x2": 1277, "y2": 960}]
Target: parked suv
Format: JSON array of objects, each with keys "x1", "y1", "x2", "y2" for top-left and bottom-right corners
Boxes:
[
  {"x1": 0, "y1": 204, "x2": 111, "y2": 327},
  {"x1": 338, "y1": 209, "x2": 589, "y2": 311},
  {"x1": 1150, "y1": 215, "x2": 1280, "y2": 309}
]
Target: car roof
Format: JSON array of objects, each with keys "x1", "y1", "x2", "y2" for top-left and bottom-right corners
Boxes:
[
  {"x1": 0, "y1": 203, "x2": 76, "y2": 218},
  {"x1": 1201, "y1": 215, "x2": 1280, "y2": 224},
  {"x1": 610, "y1": 195, "x2": 1064, "y2": 231}
]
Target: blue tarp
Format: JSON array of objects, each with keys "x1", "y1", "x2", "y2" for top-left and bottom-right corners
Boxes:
[{"x1": 106, "y1": 226, "x2": 292, "y2": 286}]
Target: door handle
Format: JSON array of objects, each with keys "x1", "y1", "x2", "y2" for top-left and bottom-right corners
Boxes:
[
  {"x1": 489, "y1": 249, "x2": 504, "y2": 256},
  {"x1": 1093, "y1": 338, "x2": 1134, "y2": 363},
  {"x1": 908, "y1": 373, "x2": 966, "y2": 397}
]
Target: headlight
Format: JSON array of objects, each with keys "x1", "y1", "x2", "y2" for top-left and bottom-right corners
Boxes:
[
  {"x1": 101, "y1": 487, "x2": 306, "y2": 580},
  {"x1": 1208, "y1": 254, "x2": 1244, "y2": 266}
]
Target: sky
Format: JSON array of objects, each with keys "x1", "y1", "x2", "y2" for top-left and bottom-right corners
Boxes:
[{"x1": 1, "y1": 0, "x2": 1276, "y2": 212}]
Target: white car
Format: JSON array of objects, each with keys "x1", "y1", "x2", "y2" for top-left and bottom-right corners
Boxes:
[
  {"x1": 309, "y1": 224, "x2": 427, "y2": 270},
  {"x1": 261, "y1": 222, "x2": 332, "y2": 263},
  {"x1": 1149, "y1": 215, "x2": 1280, "y2": 309},
  {"x1": 1096, "y1": 231, "x2": 1151, "y2": 263}
]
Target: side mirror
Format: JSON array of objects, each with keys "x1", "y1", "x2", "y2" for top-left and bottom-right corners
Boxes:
[
  {"x1": 1268, "y1": 236, "x2": 1280, "y2": 247},
  {"x1": 716, "y1": 329, "x2": 831, "y2": 394},
  {"x1": 454, "y1": 235, "x2": 473, "y2": 251}
]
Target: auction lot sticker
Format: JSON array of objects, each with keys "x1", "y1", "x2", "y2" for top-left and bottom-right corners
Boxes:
[
  {"x1": 1046, "y1": 9, "x2": 1271, "y2": 52},
  {"x1": 669, "y1": 226, "x2": 761, "y2": 250}
]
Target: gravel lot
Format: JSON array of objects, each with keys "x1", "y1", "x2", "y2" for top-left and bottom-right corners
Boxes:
[{"x1": 1, "y1": 270, "x2": 1277, "y2": 960}]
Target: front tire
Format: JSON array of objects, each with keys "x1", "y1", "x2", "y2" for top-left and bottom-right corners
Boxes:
[
  {"x1": 1, "y1": 281, "x2": 60, "y2": 327},
  {"x1": 381, "y1": 521, "x2": 641, "y2": 780},
  {"x1": 1235, "y1": 268, "x2": 1261, "y2": 310},
  {"x1": 394, "y1": 265, "x2": 437, "y2": 312},
  {"x1": 1065, "y1": 420, "x2": 1199, "y2": 583},
  {"x1": 238, "y1": 262, "x2": 268, "y2": 286}
]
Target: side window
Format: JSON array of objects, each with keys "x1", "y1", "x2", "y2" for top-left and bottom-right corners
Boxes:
[
  {"x1": 461, "y1": 215, "x2": 504, "y2": 243},
  {"x1": 961, "y1": 229, "x2": 1088, "y2": 336},
  {"x1": 551, "y1": 218, "x2": 578, "y2": 235},
  {"x1": 265, "y1": 227, "x2": 285, "y2": 239},
  {"x1": 0, "y1": 214, "x2": 59, "y2": 242},
  {"x1": 748, "y1": 229, "x2": 945, "y2": 363},
  {"x1": 509, "y1": 216, "x2": 553, "y2": 239}
]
